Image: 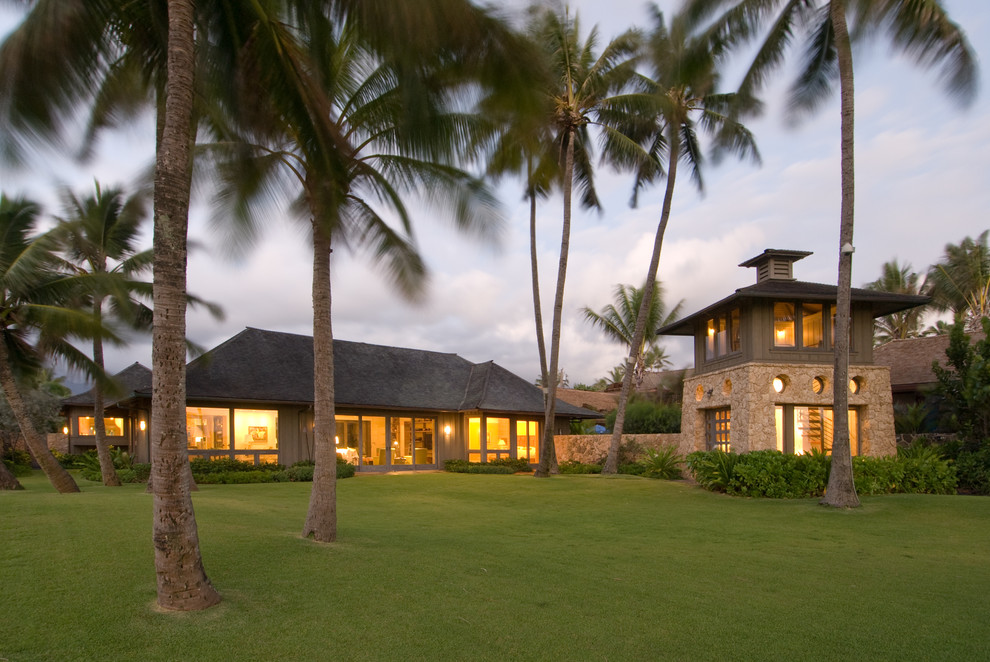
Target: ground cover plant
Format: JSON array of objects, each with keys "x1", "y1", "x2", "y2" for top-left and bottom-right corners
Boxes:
[{"x1": 2, "y1": 472, "x2": 989, "y2": 661}]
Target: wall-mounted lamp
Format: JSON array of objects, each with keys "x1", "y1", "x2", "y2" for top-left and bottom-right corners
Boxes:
[
  {"x1": 62, "y1": 426, "x2": 69, "y2": 435},
  {"x1": 773, "y1": 377, "x2": 785, "y2": 393},
  {"x1": 443, "y1": 424, "x2": 451, "y2": 436},
  {"x1": 139, "y1": 420, "x2": 147, "y2": 432}
]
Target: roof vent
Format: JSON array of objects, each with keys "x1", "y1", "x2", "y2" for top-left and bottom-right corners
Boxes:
[{"x1": 738, "y1": 249, "x2": 812, "y2": 284}]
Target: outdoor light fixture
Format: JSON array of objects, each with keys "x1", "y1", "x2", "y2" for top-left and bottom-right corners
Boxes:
[
  {"x1": 444, "y1": 425, "x2": 451, "y2": 436},
  {"x1": 773, "y1": 377, "x2": 784, "y2": 393},
  {"x1": 139, "y1": 421, "x2": 146, "y2": 431},
  {"x1": 62, "y1": 426, "x2": 69, "y2": 435},
  {"x1": 335, "y1": 436, "x2": 340, "y2": 446}
]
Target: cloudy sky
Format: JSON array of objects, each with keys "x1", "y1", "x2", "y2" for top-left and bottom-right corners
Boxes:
[{"x1": 1, "y1": 1, "x2": 987, "y2": 388}]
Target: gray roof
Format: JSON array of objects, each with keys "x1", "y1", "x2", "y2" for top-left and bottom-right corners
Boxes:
[
  {"x1": 658, "y1": 280, "x2": 931, "y2": 336},
  {"x1": 159, "y1": 328, "x2": 595, "y2": 418},
  {"x1": 62, "y1": 362, "x2": 152, "y2": 406}
]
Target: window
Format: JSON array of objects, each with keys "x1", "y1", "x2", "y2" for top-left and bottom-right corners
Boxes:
[
  {"x1": 77, "y1": 417, "x2": 124, "y2": 436},
  {"x1": 775, "y1": 406, "x2": 859, "y2": 456},
  {"x1": 234, "y1": 409, "x2": 278, "y2": 451},
  {"x1": 186, "y1": 407, "x2": 229, "y2": 450},
  {"x1": 706, "y1": 408, "x2": 731, "y2": 452},
  {"x1": 774, "y1": 302, "x2": 844, "y2": 350},
  {"x1": 705, "y1": 308, "x2": 742, "y2": 361},
  {"x1": 516, "y1": 420, "x2": 539, "y2": 464}
]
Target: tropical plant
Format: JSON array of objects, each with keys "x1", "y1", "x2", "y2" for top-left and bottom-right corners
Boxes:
[
  {"x1": 600, "y1": 5, "x2": 759, "y2": 474},
  {"x1": 51, "y1": 182, "x2": 148, "y2": 486},
  {"x1": 583, "y1": 281, "x2": 683, "y2": 389},
  {"x1": 0, "y1": 195, "x2": 121, "y2": 494},
  {"x1": 866, "y1": 259, "x2": 929, "y2": 344},
  {"x1": 932, "y1": 319, "x2": 990, "y2": 445},
  {"x1": 927, "y1": 231, "x2": 990, "y2": 332},
  {"x1": 525, "y1": 7, "x2": 640, "y2": 478},
  {"x1": 639, "y1": 445, "x2": 684, "y2": 479},
  {"x1": 691, "y1": 0, "x2": 977, "y2": 507}
]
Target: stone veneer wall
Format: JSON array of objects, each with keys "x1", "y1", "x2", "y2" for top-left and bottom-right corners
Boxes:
[
  {"x1": 681, "y1": 362, "x2": 896, "y2": 457},
  {"x1": 555, "y1": 433, "x2": 688, "y2": 464}
]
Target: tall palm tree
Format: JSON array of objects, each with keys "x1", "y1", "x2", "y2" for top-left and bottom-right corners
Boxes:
[
  {"x1": 690, "y1": 0, "x2": 977, "y2": 507},
  {"x1": 0, "y1": 194, "x2": 121, "y2": 494},
  {"x1": 927, "y1": 231, "x2": 990, "y2": 332},
  {"x1": 865, "y1": 259, "x2": 928, "y2": 344},
  {"x1": 528, "y1": 7, "x2": 640, "y2": 478},
  {"x1": 582, "y1": 281, "x2": 684, "y2": 389},
  {"x1": 599, "y1": 5, "x2": 758, "y2": 474},
  {"x1": 54, "y1": 182, "x2": 150, "y2": 487},
  {"x1": 207, "y1": 11, "x2": 508, "y2": 541}
]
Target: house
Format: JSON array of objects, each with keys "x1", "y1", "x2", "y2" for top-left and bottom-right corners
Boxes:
[
  {"x1": 61, "y1": 328, "x2": 597, "y2": 470},
  {"x1": 656, "y1": 249, "x2": 929, "y2": 456},
  {"x1": 60, "y1": 362, "x2": 152, "y2": 456}
]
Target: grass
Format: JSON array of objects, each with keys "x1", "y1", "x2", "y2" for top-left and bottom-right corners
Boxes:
[{"x1": 2, "y1": 471, "x2": 990, "y2": 661}]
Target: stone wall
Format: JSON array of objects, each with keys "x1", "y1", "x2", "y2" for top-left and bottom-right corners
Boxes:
[
  {"x1": 555, "y1": 433, "x2": 687, "y2": 464},
  {"x1": 682, "y1": 362, "x2": 896, "y2": 457}
]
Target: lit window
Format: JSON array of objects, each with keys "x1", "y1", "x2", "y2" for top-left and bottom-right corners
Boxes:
[
  {"x1": 186, "y1": 407, "x2": 229, "y2": 450},
  {"x1": 705, "y1": 308, "x2": 742, "y2": 361},
  {"x1": 812, "y1": 377, "x2": 825, "y2": 394},
  {"x1": 77, "y1": 417, "x2": 125, "y2": 436},
  {"x1": 774, "y1": 302, "x2": 796, "y2": 347},
  {"x1": 234, "y1": 409, "x2": 278, "y2": 450},
  {"x1": 802, "y1": 303, "x2": 824, "y2": 348}
]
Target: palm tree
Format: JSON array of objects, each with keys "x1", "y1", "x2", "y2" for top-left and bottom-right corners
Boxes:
[
  {"x1": 53, "y1": 182, "x2": 150, "y2": 486},
  {"x1": 527, "y1": 7, "x2": 640, "y2": 478},
  {"x1": 927, "y1": 231, "x2": 990, "y2": 332},
  {"x1": 206, "y1": 11, "x2": 510, "y2": 541},
  {"x1": 599, "y1": 5, "x2": 758, "y2": 474},
  {"x1": 583, "y1": 281, "x2": 684, "y2": 390},
  {"x1": 865, "y1": 259, "x2": 929, "y2": 344},
  {"x1": 691, "y1": 0, "x2": 977, "y2": 507},
  {"x1": 0, "y1": 194, "x2": 121, "y2": 494}
]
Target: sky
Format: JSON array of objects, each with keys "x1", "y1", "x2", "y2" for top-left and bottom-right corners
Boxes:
[{"x1": 0, "y1": 1, "x2": 988, "y2": 389}]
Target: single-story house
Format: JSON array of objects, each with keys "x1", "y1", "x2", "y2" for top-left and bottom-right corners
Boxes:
[
  {"x1": 656, "y1": 249, "x2": 929, "y2": 456},
  {"x1": 61, "y1": 328, "x2": 597, "y2": 471}
]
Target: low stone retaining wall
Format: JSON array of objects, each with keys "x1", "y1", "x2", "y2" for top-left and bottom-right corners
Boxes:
[{"x1": 554, "y1": 433, "x2": 687, "y2": 465}]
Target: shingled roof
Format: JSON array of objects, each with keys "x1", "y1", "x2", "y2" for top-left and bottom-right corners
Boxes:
[
  {"x1": 146, "y1": 327, "x2": 596, "y2": 418},
  {"x1": 657, "y1": 280, "x2": 930, "y2": 336},
  {"x1": 62, "y1": 362, "x2": 152, "y2": 406},
  {"x1": 873, "y1": 332, "x2": 984, "y2": 390}
]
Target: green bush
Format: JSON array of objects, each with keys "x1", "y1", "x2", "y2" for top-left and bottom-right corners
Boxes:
[
  {"x1": 618, "y1": 462, "x2": 646, "y2": 476},
  {"x1": 605, "y1": 399, "x2": 681, "y2": 434},
  {"x1": 78, "y1": 447, "x2": 145, "y2": 483},
  {"x1": 688, "y1": 448, "x2": 957, "y2": 498},
  {"x1": 954, "y1": 446, "x2": 990, "y2": 495},
  {"x1": 2, "y1": 449, "x2": 33, "y2": 476},
  {"x1": 444, "y1": 459, "x2": 523, "y2": 474},
  {"x1": 444, "y1": 459, "x2": 469, "y2": 472},
  {"x1": 638, "y1": 446, "x2": 683, "y2": 480},
  {"x1": 197, "y1": 470, "x2": 275, "y2": 484},
  {"x1": 464, "y1": 464, "x2": 514, "y2": 474},
  {"x1": 558, "y1": 460, "x2": 602, "y2": 474},
  {"x1": 189, "y1": 457, "x2": 264, "y2": 475},
  {"x1": 52, "y1": 451, "x2": 82, "y2": 469},
  {"x1": 337, "y1": 458, "x2": 356, "y2": 479},
  {"x1": 489, "y1": 457, "x2": 533, "y2": 472},
  {"x1": 686, "y1": 450, "x2": 740, "y2": 493}
]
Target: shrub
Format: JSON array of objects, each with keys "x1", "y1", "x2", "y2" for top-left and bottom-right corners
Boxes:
[
  {"x1": 618, "y1": 462, "x2": 646, "y2": 476},
  {"x1": 954, "y1": 446, "x2": 990, "y2": 495},
  {"x1": 52, "y1": 451, "x2": 82, "y2": 469},
  {"x1": 197, "y1": 470, "x2": 275, "y2": 485},
  {"x1": 489, "y1": 457, "x2": 532, "y2": 473},
  {"x1": 605, "y1": 399, "x2": 681, "y2": 434},
  {"x1": 78, "y1": 447, "x2": 142, "y2": 482},
  {"x1": 2, "y1": 449, "x2": 33, "y2": 476},
  {"x1": 189, "y1": 457, "x2": 260, "y2": 475},
  {"x1": 444, "y1": 459, "x2": 469, "y2": 473},
  {"x1": 686, "y1": 450, "x2": 739, "y2": 493},
  {"x1": 337, "y1": 457, "x2": 356, "y2": 479},
  {"x1": 464, "y1": 464, "x2": 514, "y2": 474},
  {"x1": 444, "y1": 459, "x2": 523, "y2": 474},
  {"x1": 638, "y1": 446, "x2": 683, "y2": 480}
]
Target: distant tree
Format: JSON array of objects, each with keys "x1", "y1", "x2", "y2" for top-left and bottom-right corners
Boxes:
[
  {"x1": 535, "y1": 370, "x2": 570, "y2": 390},
  {"x1": 928, "y1": 231, "x2": 990, "y2": 332},
  {"x1": 0, "y1": 195, "x2": 118, "y2": 494},
  {"x1": 932, "y1": 320, "x2": 990, "y2": 445},
  {"x1": 865, "y1": 259, "x2": 929, "y2": 344},
  {"x1": 923, "y1": 320, "x2": 954, "y2": 336},
  {"x1": 599, "y1": 5, "x2": 758, "y2": 475},
  {"x1": 526, "y1": 8, "x2": 640, "y2": 478},
  {"x1": 582, "y1": 281, "x2": 683, "y2": 390}
]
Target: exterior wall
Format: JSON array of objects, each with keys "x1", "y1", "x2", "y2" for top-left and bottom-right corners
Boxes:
[
  {"x1": 681, "y1": 361, "x2": 896, "y2": 457},
  {"x1": 63, "y1": 404, "x2": 148, "y2": 459},
  {"x1": 555, "y1": 433, "x2": 688, "y2": 464}
]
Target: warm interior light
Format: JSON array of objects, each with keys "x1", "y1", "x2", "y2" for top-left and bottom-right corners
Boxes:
[
  {"x1": 849, "y1": 378, "x2": 859, "y2": 394},
  {"x1": 776, "y1": 329, "x2": 785, "y2": 340},
  {"x1": 139, "y1": 420, "x2": 147, "y2": 431},
  {"x1": 773, "y1": 377, "x2": 784, "y2": 393}
]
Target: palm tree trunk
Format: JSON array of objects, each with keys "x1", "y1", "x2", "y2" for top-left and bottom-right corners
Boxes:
[
  {"x1": 528, "y1": 176, "x2": 557, "y2": 473},
  {"x1": 822, "y1": 0, "x2": 860, "y2": 509},
  {"x1": 302, "y1": 218, "x2": 338, "y2": 541},
  {"x1": 0, "y1": 342, "x2": 79, "y2": 492},
  {"x1": 0, "y1": 457, "x2": 22, "y2": 490},
  {"x1": 603, "y1": 136, "x2": 681, "y2": 474},
  {"x1": 150, "y1": 0, "x2": 221, "y2": 610},
  {"x1": 536, "y1": 129, "x2": 575, "y2": 478},
  {"x1": 92, "y1": 299, "x2": 121, "y2": 486}
]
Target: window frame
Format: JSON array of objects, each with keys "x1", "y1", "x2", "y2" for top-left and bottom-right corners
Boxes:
[
  {"x1": 704, "y1": 307, "x2": 742, "y2": 363},
  {"x1": 772, "y1": 301, "x2": 847, "y2": 352}
]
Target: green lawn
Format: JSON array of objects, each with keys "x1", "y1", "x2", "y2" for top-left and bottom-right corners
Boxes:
[{"x1": 2, "y1": 471, "x2": 989, "y2": 661}]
